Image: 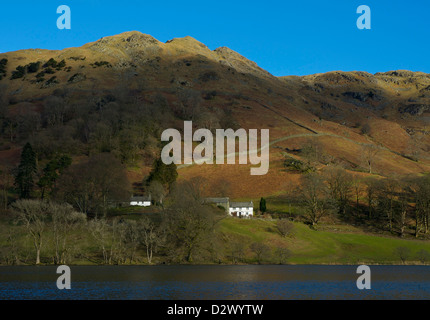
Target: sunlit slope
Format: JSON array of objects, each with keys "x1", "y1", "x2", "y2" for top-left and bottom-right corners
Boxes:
[{"x1": 0, "y1": 31, "x2": 430, "y2": 197}]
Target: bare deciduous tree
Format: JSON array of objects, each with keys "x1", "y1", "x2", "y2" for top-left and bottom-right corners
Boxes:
[
  {"x1": 416, "y1": 249, "x2": 430, "y2": 264},
  {"x1": 395, "y1": 180, "x2": 410, "y2": 238},
  {"x1": 377, "y1": 177, "x2": 398, "y2": 233},
  {"x1": 228, "y1": 238, "x2": 246, "y2": 264},
  {"x1": 0, "y1": 167, "x2": 13, "y2": 210},
  {"x1": 13, "y1": 200, "x2": 50, "y2": 265},
  {"x1": 351, "y1": 175, "x2": 362, "y2": 208},
  {"x1": 323, "y1": 166, "x2": 353, "y2": 216},
  {"x1": 163, "y1": 179, "x2": 224, "y2": 263},
  {"x1": 56, "y1": 153, "x2": 131, "y2": 218},
  {"x1": 88, "y1": 218, "x2": 111, "y2": 264},
  {"x1": 298, "y1": 173, "x2": 336, "y2": 225},
  {"x1": 274, "y1": 246, "x2": 291, "y2": 265},
  {"x1": 361, "y1": 144, "x2": 379, "y2": 174},
  {"x1": 123, "y1": 220, "x2": 140, "y2": 264},
  {"x1": 250, "y1": 242, "x2": 271, "y2": 264},
  {"x1": 412, "y1": 175, "x2": 430, "y2": 236},
  {"x1": 364, "y1": 177, "x2": 379, "y2": 220},
  {"x1": 2, "y1": 229, "x2": 20, "y2": 265},
  {"x1": 50, "y1": 202, "x2": 86, "y2": 264},
  {"x1": 394, "y1": 246, "x2": 411, "y2": 264},
  {"x1": 138, "y1": 217, "x2": 164, "y2": 264}
]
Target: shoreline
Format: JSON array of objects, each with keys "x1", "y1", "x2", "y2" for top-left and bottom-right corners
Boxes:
[{"x1": 1, "y1": 262, "x2": 429, "y2": 267}]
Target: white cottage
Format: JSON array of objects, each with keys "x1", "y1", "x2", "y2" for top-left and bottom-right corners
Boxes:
[
  {"x1": 130, "y1": 196, "x2": 151, "y2": 207},
  {"x1": 229, "y1": 201, "x2": 254, "y2": 218}
]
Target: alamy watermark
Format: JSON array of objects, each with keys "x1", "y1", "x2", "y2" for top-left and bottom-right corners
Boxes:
[
  {"x1": 57, "y1": 5, "x2": 71, "y2": 30},
  {"x1": 357, "y1": 5, "x2": 371, "y2": 30},
  {"x1": 56, "y1": 265, "x2": 71, "y2": 290},
  {"x1": 356, "y1": 265, "x2": 371, "y2": 290},
  {"x1": 161, "y1": 121, "x2": 270, "y2": 175}
]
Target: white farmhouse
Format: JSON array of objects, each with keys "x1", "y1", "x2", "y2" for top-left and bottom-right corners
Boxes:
[
  {"x1": 229, "y1": 201, "x2": 254, "y2": 218},
  {"x1": 130, "y1": 196, "x2": 151, "y2": 207}
]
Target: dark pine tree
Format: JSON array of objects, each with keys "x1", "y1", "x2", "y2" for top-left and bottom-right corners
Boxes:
[
  {"x1": 38, "y1": 155, "x2": 72, "y2": 199},
  {"x1": 147, "y1": 157, "x2": 178, "y2": 187},
  {"x1": 259, "y1": 197, "x2": 266, "y2": 213},
  {"x1": 15, "y1": 143, "x2": 37, "y2": 199}
]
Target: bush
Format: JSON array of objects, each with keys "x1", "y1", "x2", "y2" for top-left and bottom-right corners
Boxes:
[
  {"x1": 68, "y1": 73, "x2": 86, "y2": 83},
  {"x1": 204, "y1": 90, "x2": 217, "y2": 100},
  {"x1": 26, "y1": 62, "x2": 41, "y2": 73},
  {"x1": 68, "y1": 56, "x2": 86, "y2": 61},
  {"x1": 361, "y1": 123, "x2": 371, "y2": 135},
  {"x1": 44, "y1": 58, "x2": 58, "y2": 68},
  {"x1": 10, "y1": 65, "x2": 26, "y2": 79},
  {"x1": 276, "y1": 219, "x2": 294, "y2": 237},
  {"x1": 0, "y1": 58, "x2": 7, "y2": 80},
  {"x1": 56, "y1": 60, "x2": 66, "y2": 70},
  {"x1": 0, "y1": 58, "x2": 7, "y2": 70},
  {"x1": 40, "y1": 76, "x2": 59, "y2": 88},
  {"x1": 91, "y1": 61, "x2": 112, "y2": 68},
  {"x1": 44, "y1": 68, "x2": 56, "y2": 74},
  {"x1": 46, "y1": 76, "x2": 58, "y2": 84},
  {"x1": 199, "y1": 71, "x2": 219, "y2": 82},
  {"x1": 283, "y1": 157, "x2": 313, "y2": 173},
  {"x1": 10, "y1": 62, "x2": 43, "y2": 79}
]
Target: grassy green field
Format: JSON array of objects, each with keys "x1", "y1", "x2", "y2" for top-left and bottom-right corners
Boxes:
[{"x1": 217, "y1": 217, "x2": 430, "y2": 264}]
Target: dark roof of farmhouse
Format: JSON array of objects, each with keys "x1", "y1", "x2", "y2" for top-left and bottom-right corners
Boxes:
[
  {"x1": 230, "y1": 201, "x2": 253, "y2": 208},
  {"x1": 203, "y1": 197, "x2": 230, "y2": 203},
  {"x1": 131, "y1": 196, "x2": 151, "y2": 201}
]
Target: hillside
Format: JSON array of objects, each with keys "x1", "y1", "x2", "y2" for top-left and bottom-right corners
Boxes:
[{"x1": 0, "y1": 31, "x2": 430, "y2": 199}]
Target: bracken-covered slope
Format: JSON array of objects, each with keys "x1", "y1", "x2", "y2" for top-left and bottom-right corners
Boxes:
[{"x1": 0, "y1": 31, "x2": 429, "y2": 198}]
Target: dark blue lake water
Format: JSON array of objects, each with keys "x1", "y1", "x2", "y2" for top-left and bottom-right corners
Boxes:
[{"x1": 0, "y1": 265, "x2": 429, "y2": 300}]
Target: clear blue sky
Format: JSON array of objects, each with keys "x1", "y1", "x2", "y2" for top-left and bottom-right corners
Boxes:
[{"x1": 0, "y1": 0, "x2": 429, "y2": 76}]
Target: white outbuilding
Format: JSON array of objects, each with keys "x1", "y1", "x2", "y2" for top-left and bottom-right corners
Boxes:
[{"x1": 130, "y1": 196, "x2": 151, "y2": 207}]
